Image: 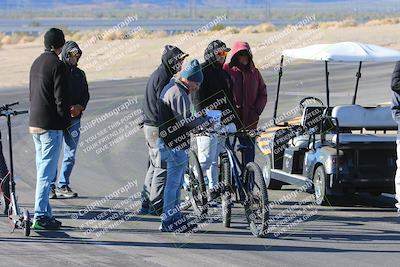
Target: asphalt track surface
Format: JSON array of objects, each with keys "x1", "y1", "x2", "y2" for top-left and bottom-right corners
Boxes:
[{"x1": 0, "y1": 62, "x2": 399, "y2": 267}]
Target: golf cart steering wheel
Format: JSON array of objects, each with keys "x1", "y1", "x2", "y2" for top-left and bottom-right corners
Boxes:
[{"x1": 299, "y1": 97, "x2": 325, "y2": 113}]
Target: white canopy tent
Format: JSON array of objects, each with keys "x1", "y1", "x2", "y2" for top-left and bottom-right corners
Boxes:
[
  {"x1": 282, "y1": 42, "x2": 400, "y2": 62},
  {"x1": 273, "y1": 42, "x2": 400, "y2": 112}
]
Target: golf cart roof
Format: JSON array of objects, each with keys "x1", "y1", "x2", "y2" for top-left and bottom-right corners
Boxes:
[{"x1": 282, "y1": 42, "x2": 400, "y2": 62}]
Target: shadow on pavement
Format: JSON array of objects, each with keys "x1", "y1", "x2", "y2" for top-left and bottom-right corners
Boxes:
[{"x1": 0, "y1": 236, "x2": 399, "y2": 253}]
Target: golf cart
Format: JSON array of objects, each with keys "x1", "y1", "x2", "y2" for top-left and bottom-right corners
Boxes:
[{"x1": 264, "y1": 42, "x2": 400, "y2": 205}]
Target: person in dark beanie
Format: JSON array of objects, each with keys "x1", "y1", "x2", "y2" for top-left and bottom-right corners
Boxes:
[
  {"x1": 391, "y1": 61, "x2": 400, "y2": 215},
  {"x1": 138, "y1": 45, "x2": 189, "y2": 215},
  {"x1": 158, "y1": 59, "x2": 210, "y2": 232},
  {"x1": 29, "y1": 28, "x2": 70, "y2": 230},
  {"x1": 49, "y1": 41, "x2": 89, "y2": 199},
  {"x1": 192, "y1": 40, "x2": 237, "y2": 206}
]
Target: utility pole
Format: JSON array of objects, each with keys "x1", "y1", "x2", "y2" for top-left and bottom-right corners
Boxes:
[
  {"x1": 192, "y1": 0, "x2": 196, "y2": 19},
  {"x1": 188, "y1": 0, "x2": 196, "y2": 19},
  {"x1": 189, "y1": 0, "x2": 191, "y2": 19},
  {"x1": 173, "y1": 0, "x2": 177, "y2": 18},
  {"x1": 265, "y1": 0, "x2": 271, "y2": 22}
]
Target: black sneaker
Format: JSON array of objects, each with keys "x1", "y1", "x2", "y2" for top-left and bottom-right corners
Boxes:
[
  {"x1": 50, "y1": 216, "x2": 62, "y2": 227},
  {"x1": 49, "y1": 184, "x2": 57, "y2": 199},
  {"x1": 136, "y1": 207, "x2": 150, "y2": 215},
  {"x1": 159, "y1": 216, "x2": 198, "y2": 233},
  {"x1": 32, "y1": 216, "x2": 61, "y2": 230},
  {"x1": 208, "y1": 188, "x2": 220, "y2": 202},
  {"x1": 56, "y1": 185, "x2": 78, "y2": 198}
]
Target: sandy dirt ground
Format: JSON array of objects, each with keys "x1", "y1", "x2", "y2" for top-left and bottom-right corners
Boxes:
[{"x1": 1, "y1": 23, "x2": 400, "y2": 89}]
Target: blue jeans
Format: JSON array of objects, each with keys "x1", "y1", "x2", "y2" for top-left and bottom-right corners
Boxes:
[
  {"x1": 32, "y1": 130, "x2": 62, "y2": 218},
  {"x1": 53, "y1": 119, "x2": 81, "y2": 187},
  {"x1": 160, "y1": 144, "x2": 188, "y2": 226}
]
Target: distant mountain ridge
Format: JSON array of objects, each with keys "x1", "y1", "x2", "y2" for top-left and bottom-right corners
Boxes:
[{"x1": 0, "y1": 0, "x2": 357, "y2": 10}]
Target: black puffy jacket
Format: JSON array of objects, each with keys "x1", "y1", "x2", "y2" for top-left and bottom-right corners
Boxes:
[
  {"x1": 61, "y1": 41, "x2": 90, "y2": 119},
  {"x1": 192, "y1": 50, "x2": 236, "y2": 125}
]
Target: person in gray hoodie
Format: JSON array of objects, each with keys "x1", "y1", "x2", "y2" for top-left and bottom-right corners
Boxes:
[
  {"x1": 50, "y1": 41, "x2": 89, "y2": 199},
  {"x1": 158, "y1": 59, "x2": 211, "y2": 232}
]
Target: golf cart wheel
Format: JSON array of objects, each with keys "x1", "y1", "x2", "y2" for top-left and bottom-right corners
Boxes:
[
  {"x1": 313, "y1": 166, "x2": 332, "y2": 206},
  {"x1": 23, "y1": 210, "x2": 31, "y2": 237},
  {"x1": 243, "y1": 162, "x2": 269, "y2": 238},
  {"x1": 221, "y1": 156, "x2": 232, "y2": 228},
  {"x1": 187, "y1": 150, "x2": 207, "y2": 216},
  {"x1": 264, "y1": 154, "x2": 283, "y2": 190}
]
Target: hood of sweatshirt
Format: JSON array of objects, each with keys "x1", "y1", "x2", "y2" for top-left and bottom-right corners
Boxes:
[
  {"x1": 161, "y1": 45, "x2": 189, "y2": 75},
  {"x1": 229, "y1": 41, "x2": 255, "y2": 70},
  {"x1": 61, "y1": 41, "x2": 82, "y2": 67}
]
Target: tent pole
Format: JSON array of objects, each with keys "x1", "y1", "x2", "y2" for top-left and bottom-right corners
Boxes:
[
  {"x1": 273, "y1": 55, "x2": 284, "y2": 126},
  {"x1": 325, "y1": 61, "x2": 330, "y2": 107}
]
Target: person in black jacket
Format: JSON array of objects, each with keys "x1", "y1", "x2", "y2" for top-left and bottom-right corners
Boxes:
[
  {"x1": 50, "y1": 41, "x2": 89, "y2": 199},
  {"x1": 29, "y1": 28, "x2": 70, "y2": 230},
  {"x1": 192, "y1": 40, "x2": 236, "y2": 205},
  {"x1": 139, "y1": 45, "x2": 188, "y2": 215},
  {"x1": 391, "y1": 61, "x2": 400, "y2": 214}
]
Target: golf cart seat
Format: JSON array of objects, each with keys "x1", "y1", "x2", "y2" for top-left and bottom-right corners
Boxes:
[
  {"x1": 291, "y1": 106, "x2": 331, "y2": 148},
  {"x1": 292, "y1": 136, "x2": 309, "y2": 148},
  {"x1": 331, "y1": 134, "x2": 396, "y2": 144},
  {"x1": 329, "y1": 105, "x2": 397, "y2": 144}
]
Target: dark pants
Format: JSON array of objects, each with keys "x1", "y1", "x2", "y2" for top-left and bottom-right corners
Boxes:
[
  {"x1": 0, "y1": 131, "x2": 10, "y2": 209},
  {"x1": 237, "y1": 136, "x2": 256, "y2": 166},
  {"x1": 236, "y1": 135, "x2": 256, "y2": 200}
]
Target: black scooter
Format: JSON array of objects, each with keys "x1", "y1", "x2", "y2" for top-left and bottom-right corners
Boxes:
[{"x1": 0, "y1": 102, "x2": 30, "y2": 236}]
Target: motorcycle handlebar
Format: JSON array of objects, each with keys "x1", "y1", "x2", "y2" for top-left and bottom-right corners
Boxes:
[
  {"x1": 0, "y1": 110, "x2": 28, "y2": 117},
  {"x1": 0, "y1": 102, "x2": 19, "y2": 111},
  {"x1": 13, "y1": 110, "x2": 28, "y2": 116}
]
